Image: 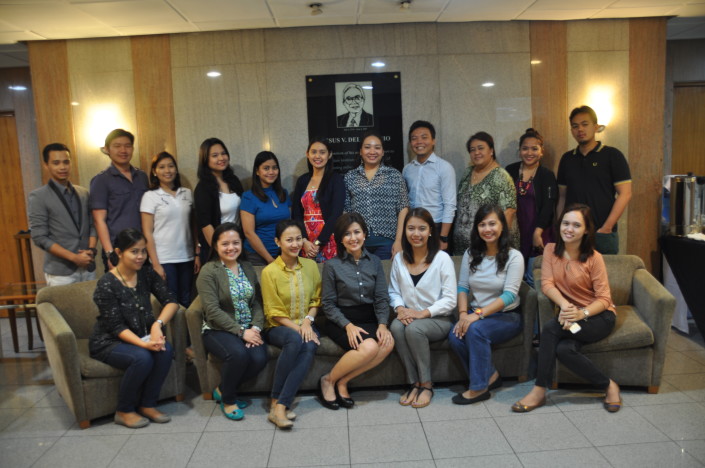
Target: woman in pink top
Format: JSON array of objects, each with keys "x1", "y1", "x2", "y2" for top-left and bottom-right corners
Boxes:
[{"x1": 512, "y1": 203, "x2": 622, "y2": 413}]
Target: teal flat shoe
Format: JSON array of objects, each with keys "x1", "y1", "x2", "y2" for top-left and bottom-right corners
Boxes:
[
  {"x1": 212, "y1": 388, "x2": 248, "y2": 408},
  {"x1": 220, "y1": 401, "x2": 244, "y2": 421}
]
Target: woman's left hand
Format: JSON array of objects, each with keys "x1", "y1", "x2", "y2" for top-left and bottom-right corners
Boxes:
[
  {"x1": 396, "y1": 307, "x2": 415, "y2": 325},
  {"x1": 376, "y1": 324, "x2": 393, "y2": 348},
  {"x1": 193, "y1": 256, "x2": 201, "y2": 274},
  {"x1": 299, "y1": 320, "x2": 320, "y2": 345},
  {"x1": 453, "y1": 312, "x2": 478, "y2": 338},
  {"x1": 559, "y1": 307, "x2": 583, "y2": 324},
  {"x1": 302, "y1": 239, "x2": 319, "y2": 258},
  {"x1": 150, "y1": 322, "x2": 166, "y2": 351}
]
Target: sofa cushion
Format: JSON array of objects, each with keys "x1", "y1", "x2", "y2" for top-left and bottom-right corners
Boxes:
[
  {"x1": 77, "y1": 339, "x2": 124, "y2": 379},
  {"x1": 581, "y1": 306, "x2": 654, "y2": 353}
]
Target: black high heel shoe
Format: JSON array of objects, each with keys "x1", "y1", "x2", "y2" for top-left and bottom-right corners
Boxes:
[
  {"x1": 317, "y1": 376, "x2": 339, "y2": 410},
  {"x1": 335, "y1": 387, "x2": 355, "y2": 408}
]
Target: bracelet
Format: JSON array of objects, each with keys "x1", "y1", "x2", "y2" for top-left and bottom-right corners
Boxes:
[
  {"x1": 305, "y1": 315, "x2": 315, "y2": 323},
  {"x1": 156, "y1": 319, "x2": 164, "y2": 328},
  {"x1": 474, "y1": 308, "x2": 485, "y2": 319}
]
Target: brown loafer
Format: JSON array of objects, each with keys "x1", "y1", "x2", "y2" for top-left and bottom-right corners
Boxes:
[{"x1": 511, "y1": 397, "x2": 547, "y2": 413}]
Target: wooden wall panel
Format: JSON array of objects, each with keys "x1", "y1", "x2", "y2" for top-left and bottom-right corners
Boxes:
[
  {"x1": 529, "y1": 21, "x2": 568, "y2": 172},
  {"x1": 628, "y1": 18, "x2": 667, "y2": 272},
  {"x1": 27, "y1": 41, "x2": 76, "y2": 181},
  {"x1": 672, "y1": 85, "x2": 705, "y2": 175},
  {"x1": 131, "y1": 35, "x2": 176, "y2": 171}
]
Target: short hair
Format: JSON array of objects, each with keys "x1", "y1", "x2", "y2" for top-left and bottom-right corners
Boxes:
[
  {"x1": 342, "y1": 83, "x2": 365, "y2": 103},
  {"x1": 469, "y1": 205, "x2": 510, "y2": 274},
  {"x1": 275, "y1": 219, "x2": 304, "y2": 240},
  {"x1": 569, "y1": 105, "x2": 598, "y2": 124},
  {"x1": 408, "y1": 120, "x2": 436, "y2": 140},
  {"x1": 148, "y1": 151, "x2": 182, "y2": 190},
  {"x1": 401, "y1": 207, "x2": 439, "y2": 265},
  {"x1": 42, "y1": 143, "x2": 70, "y2": 164},
  {"x1": 519, "y1": 128, "x2": 544, "y2": 148},
  {"x1": 334, "y1": 212, "x2": 369, "y2": 258},
  {"x1": 110, "y1": 228, "x2": 145, "y2": 266},
  {"x1": 104, "y1": 129, "x2": 134, "y2": 147},
  {"x1": 466, "y1": 131, "x2": 496, "y2": 160},
  {"x1": 554, "y1": 203, "x2": 596, "y2": 262},
  {"x1": 208, "y1": 222, "x2": 247, "y2": 263}
]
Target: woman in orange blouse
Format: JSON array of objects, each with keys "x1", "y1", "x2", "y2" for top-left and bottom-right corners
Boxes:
[{"x1": 513, "y1": 203, "x2": 622, "y2": 413}]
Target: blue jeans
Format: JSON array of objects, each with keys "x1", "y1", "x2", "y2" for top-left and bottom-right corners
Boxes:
[
  {"x1": 365, "y1": 236, "x2": 394, "y2": 260},
  {"x1": 264, "y1": 325, "x2": 319, "y2": 408},
  {"x1": 103, "y1": 341, "x2": 174, "y2": 412},
  {"x1": 448, "y1": 311, "x2": 522, "y2": 391},
  {"x1": 162, "y1": 261, "x2": 194, "y2": 307},
  {"x1": 202, "y1": 329, "x2": 267, "y2": 405}
]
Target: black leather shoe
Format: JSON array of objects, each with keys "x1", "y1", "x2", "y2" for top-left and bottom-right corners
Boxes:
[
  {"x1": 317, "y1": 377, "x2": 339, "y2": 410},
  {"x1": 335, "y1": 387, "x2": 355, "y2": 408},
  {"x1": 452, "y1": 390, "x2": 491, "y2": 405},
  {"x1": 488, "y1": 375, "x2": 503, "y2": 391}
]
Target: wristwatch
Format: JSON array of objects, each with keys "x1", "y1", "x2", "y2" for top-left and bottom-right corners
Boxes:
[
  {"x1": 313, "y1": 240, "x2": 321, "y2": 246},
  {"x1": 305, "y1": 315, "x2": 315, "y2": 323},
  {"x1": 582, "y1": 308, "x2": 590, "y2": 321},
  {"x1": 474, "y1": 308, "x2": 484, "y2": 319},
  {"x1": 156, "y1": 319, "x2": 164, "y2": 328},
  {"x1": 439, "y1": 236, "x2": 449, "y2": 243}
]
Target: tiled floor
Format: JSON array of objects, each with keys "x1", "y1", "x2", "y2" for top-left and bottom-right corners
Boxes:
[{"x1": 2, "y1": 317, "x2": 705, "y2": 467}]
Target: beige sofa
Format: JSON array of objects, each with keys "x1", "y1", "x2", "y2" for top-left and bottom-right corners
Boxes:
[
  {"x1": 186, "y1": 255, "x2": 538, "y2": 399},
  {"x1": 533, "y1": 254, "x2": 675, "y2": 393},
  {"x1": 36, "y1": 280, "x2": 187, "y2": 428}
]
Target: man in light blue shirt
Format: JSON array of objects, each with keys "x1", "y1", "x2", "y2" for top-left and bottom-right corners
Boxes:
[{"x1": 402, "y1": 121, "x2": 456, "y2": 251}]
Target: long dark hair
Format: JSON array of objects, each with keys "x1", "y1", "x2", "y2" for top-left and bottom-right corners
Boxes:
[
  {"x1": 401, "y1": 207, "x2": 439, "y2": 265},
  {"x1": 110, "y1": 228, "x2": 145, "y2": 266},
  {"x1": 554, "y1": 203, "x2": 595, "y2": 262},
  {"x1": 469, "y1": 205, "x2": 510, "y2": 273},
  {"x1": 148, "y1": 151, "x2": 182, "y2": 190},
  {"x1": 305, "y1": 137, "x2": 334, "y2": 198},
  {"x1": 196, "y1": 138, "x2": 244, "y2": 196},
  {"x1": 208, "y1": 222, "x2": 247, "y2": 263},
  {"x1": 334, "y1": 212, "x2": 369, "y2": 259},
  {"x1": 251, "y1": 151, "x2": 286, "y2": 203},
  {"x1": 354, "y1": 129, "x2": 386, "y2": 167}
]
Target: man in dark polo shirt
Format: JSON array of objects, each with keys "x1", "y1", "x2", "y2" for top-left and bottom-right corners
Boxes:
[
  {"x1": 557, "y1": 105, "x2": 632, "y2": 254},
  {"x1": 90, "y1": 129, "x2": 148, "y2": 269}
]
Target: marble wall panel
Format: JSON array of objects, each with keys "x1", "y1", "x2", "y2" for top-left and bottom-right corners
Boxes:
[
  {"x1": 170, "y1": 29, "x2": 265, "y2": 68},
  {"x1": 437, "y1": 22, "x2": 530, "y2": 55},
  {"x1": 439, "y1": 52, "x2": 533, "y2": 181},
  {"x1": 567, "y1": 19, "x2": 629, "y2": 52}
]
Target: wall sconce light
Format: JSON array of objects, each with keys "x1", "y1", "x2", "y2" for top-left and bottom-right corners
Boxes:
[
  {"x1": 586, "y1": 86, "x2": 614, "y2": 128},
  {"x1": 87, "y1": 104, "x2": 127, "y2": 149},
  {"x1": 400, "y1": 1, "x2": 412, "y2": 10},
  {"x1": 309, "y1": 3, "x2": 323, "y2": 16}
]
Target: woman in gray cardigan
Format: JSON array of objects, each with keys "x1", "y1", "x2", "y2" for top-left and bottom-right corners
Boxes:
[{"x1": 198, "y1": 222, "x2": 267, "y2": 421}]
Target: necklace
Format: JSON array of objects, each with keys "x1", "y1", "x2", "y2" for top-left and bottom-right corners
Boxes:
[
  {"x1": 116, "y1": 267, "x2": 144, "y2": 311},
  {"x1": 270, "y1": 195, "x2": 278, "y2": 208},
  {"x1": 518, "y1": 164, "x2": 536, "y2": 196}
]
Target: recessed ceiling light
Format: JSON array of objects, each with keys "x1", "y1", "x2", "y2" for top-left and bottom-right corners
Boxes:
[
  {"x1": 8, "y1": 85, "x2": 27, "y2": 91},
  {"x1": 362, "y1": 85, "x2": 373, "y2": 90},
  {"x1": 371, "y1": 61, "x2": 385, "y2": 68},
  {"x1": 530, "y1": 60, "x2": 542, "y2": 65},
  {"x1": 207, "y1": 71, "x2": 221, "y2": 78},
  {"x1": 482, "y1": 82, "x2": 495, "y2": 87}
]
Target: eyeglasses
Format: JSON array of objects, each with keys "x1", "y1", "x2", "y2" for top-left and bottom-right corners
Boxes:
[{"x1": 344, "y1": 95, "x2": 363, "y2": 103}]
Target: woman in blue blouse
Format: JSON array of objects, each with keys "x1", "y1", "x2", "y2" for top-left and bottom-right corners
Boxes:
[{"x1": 241, "y1": 151, "x2": 292, "y2": 266}]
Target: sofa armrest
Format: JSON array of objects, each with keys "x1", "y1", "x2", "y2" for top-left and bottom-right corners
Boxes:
[
  {"x1": 37, "y1": 302, "x2": 87, "y2": 422},
  {"x1": 185, "y1": 296, "x2": 210, "y2": 395}
]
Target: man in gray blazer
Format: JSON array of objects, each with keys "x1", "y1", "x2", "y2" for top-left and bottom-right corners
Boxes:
[{"x1": 28, "y1": 143, "x2": 97, "y2": 286}]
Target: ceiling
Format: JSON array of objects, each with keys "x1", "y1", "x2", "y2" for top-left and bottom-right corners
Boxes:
[{"x1": 0, "y1": 0, "x2": 704, "y2": 68}]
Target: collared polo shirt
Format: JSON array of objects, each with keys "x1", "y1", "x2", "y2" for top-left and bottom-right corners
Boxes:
[
  {"x1": 90, "y1": 164, "x2": 148, "y2": 242},
  {"x1": 557, "y1": 142, "x2": 631, "y2": 232},
  {"x1": 402, "y1": 152, "x2": 456, "y2": 224}
]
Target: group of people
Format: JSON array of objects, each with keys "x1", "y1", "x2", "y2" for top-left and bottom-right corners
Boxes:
[{"x1": 27, "y1": 104, "x2": 631, "y2": 429}]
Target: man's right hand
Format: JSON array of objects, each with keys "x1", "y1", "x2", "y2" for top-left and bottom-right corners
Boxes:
[{"x1": 74, "y1": 250, "x2": 94, "y2": 268}]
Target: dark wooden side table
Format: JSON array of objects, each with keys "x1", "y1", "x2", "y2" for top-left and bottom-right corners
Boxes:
[{"x1": 0, "y1": 282, "x2": 45, "y2": 353}]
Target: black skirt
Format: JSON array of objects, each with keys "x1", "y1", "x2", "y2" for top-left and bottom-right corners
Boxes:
[{"x1": 324, "y1": 304, "x2": 379, "y2": 351}]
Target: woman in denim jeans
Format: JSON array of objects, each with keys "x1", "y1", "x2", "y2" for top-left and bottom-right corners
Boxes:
[
  {"x1": 261, "y1": 220, "x2": 322, "y2": 429},
  {"x1": 448, "y1": 205, "x2": 524, "y2": 405}
]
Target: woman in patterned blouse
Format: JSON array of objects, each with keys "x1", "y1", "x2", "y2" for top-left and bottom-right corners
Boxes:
[
  {"x1": 89, "y1": 228, "x2": 178, "y2": 429},
  {"x1": 261, "y1": 219, "x2": 322, "y2": 429},
  {"x1": 197, "y1": 222, "x2": 267, "y2": 421},
  {"x1": 454, "y1": 132, "x2": 518, "y2": 255},
  {"x1": 344, "y1": 130, "x2": 409, "y2": 260}
]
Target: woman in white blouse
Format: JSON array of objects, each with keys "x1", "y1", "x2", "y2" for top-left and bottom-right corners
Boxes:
[{"x1": 389, "y1": 208, "x2": 456, "y2": 408}]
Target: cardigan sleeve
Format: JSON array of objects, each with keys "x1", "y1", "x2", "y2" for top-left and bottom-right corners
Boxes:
[
  {"x1": 291, "y1": 174, "x2": 308, "y2": 223},
  {"x1": 535, "y1": 166, "x2": 558, "y2": 230},
  {"x1": 318, "y1": 173, "x2": 346, "y2": 247},
  {"x1": 193, "y1": 183, "x2": 218, "y2": 230},
  {"x1": 427, "y1": 252, "x2": 458, "y2": 316},
  {"x1": 196, "y1": 262, "x2": 241, "y2": 335},
  {"x1": 242, "y1": 261, "x2": 265, "y2": 330},
  {"x1": 387, "y1": 254, "x2": 404, "y2": 310},
  {"x1": 501, "y1": 250, "x2": 524, "y2": 308}
]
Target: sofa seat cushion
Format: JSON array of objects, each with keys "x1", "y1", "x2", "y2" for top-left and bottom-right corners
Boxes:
[
  {"x1": 77, "y1": 339, "x2": 124, "y2": 379},
  {"x1": 581, "y1": 306, "x2": 654, "y2": 353}
]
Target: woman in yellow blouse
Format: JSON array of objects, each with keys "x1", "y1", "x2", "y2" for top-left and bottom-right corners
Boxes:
[{"x1": 261, "y1": 219, "x2": 322, "y2": 429}]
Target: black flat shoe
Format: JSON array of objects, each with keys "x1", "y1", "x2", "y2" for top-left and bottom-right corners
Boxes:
[
  {"x1": 317, "y1": 377, "x2": 339, "y2": 410},
  {"x1": 488, "y1": 375, "x2": 503, "y2": 391},
  {"x1": 335, "y1": 387, "x2": 355, "y2": 408},
  {"x1": 452, "y1": 390, "x2": 491, "y2": 405}
]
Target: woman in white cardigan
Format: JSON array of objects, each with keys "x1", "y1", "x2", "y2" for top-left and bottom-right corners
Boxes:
[{"x1": 389, "y1": 208, "x2": 457, "y2": 408}]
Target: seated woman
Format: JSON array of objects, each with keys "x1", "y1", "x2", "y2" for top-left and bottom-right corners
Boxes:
[
  {"x1": 197, "y1": 222, "x2": 267, "y2": 421},
  {"x1": 241, "y1": 151, "x2": 292, "y2": 266},
  {"x1": 261, "y1": 220, "x2": 322, "y2": 429},
  {"x1": 319, "y1": 212, "x2": 395, "y2": 409},
  {"x1": 448, "y1": 205, "x2": 524, "y2": 405},
  {"x1": 292, "y1": 138, "x2": 345, "y2": 262},
  {"x1": 389, "y1": 208, "x2": 456, "y2": 408},
  {"x1": 513, "y1": 204, "x2": 621, "y2": 413},
  {"x1": 89, "y1": 229, "x2": 178, "y2": 429}
]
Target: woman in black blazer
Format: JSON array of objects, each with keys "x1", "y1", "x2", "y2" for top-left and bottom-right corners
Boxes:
[
  {"x1": 505, "y1": 128, "x2": 558, "y2": 285},
  {"x1": 291, "y1": 138, "x2": 345, "y2": 262}
]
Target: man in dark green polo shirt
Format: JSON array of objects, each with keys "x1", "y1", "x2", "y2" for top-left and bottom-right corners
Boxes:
[{"x1": 556, "y1": 106, "x2": 632, "y2": 254}]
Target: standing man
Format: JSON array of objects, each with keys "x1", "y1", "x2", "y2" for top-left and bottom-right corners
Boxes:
[
  {"x1": 90, "y1": 129, "x2": 148, "y2": 270},
  {"x1": 402, "y1": 120, "x2": 456, "y2": 251},
  {"x1": 557, "y1": 106, "x2": 632, "y2": 254},
  {"x1": 28, "y1": 143, "x2": 97, "y2": 286}
]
